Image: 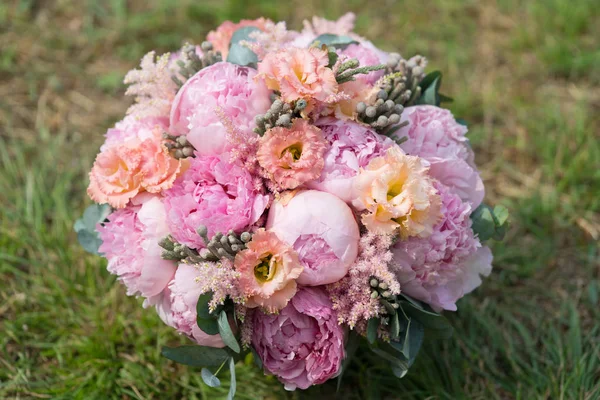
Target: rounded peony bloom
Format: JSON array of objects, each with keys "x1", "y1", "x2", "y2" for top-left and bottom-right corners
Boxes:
[
  {"x1": 352, "y1": 146, "x2": 442, "y2": 237},
  {"x1": 338, "y1": 43, "x2": 385, "y2": 85},
  {"x1": 88, "y1": 131, "x2": 183, "y2": 209},
  {"x1": 252, "y1": 286, "x2": 345, "y2": 390},
  {"x1": 97, "y1": 197, "x2": 176, "y2": 302},
  {"x1": 398, "y1": 105, "x2": 484, "y2": 208},
  {"x1": 166, "y1": 264, "x2": 225, "y2": 347},
  {"x1": 101, "y1": 115, "x2": 168, "y2": 152},
  {"x1": 234, "y1": 229, "x2": 303, "y2": 313},
  {"x1": 256, "y1": 47, "x2": 338, "y2": 108},
  {"x1": 307, "y1": 118, "x2": 394, "y2": 202},
  {"x1": 391, "y1": 183, "x2": 492, "y2": 311},
  {"x1": 266, "y1": 190, "x2": 359, "y2": 286},
  {"x1": 257, "y1": 119, "x2": 327, "y2": 190},
  {"x1": 207, "y1": 18, "x2": 270, "y2": 58},
  {"x1": 163, "y1": 152, "x2": 270, "y2": 250},
  {"x1": 169, "y1": 62, "x2": 271, "y2": 156}
]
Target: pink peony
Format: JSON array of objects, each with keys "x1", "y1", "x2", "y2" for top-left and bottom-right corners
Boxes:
[
  {"x1": 101, "y1": 115, "x2": 168, "y2": 152},
  {"x1": 252, "y1": 286, "x2": 345, "y2": 390},
  {"x1": 256, "y1": 47, "x2": 338, "y2": 109},
  {"x1": 98, "y1": 197, "x2": 176, "y2": 302},
  {"x1": 338, "y1": 43, "x2": 385, "y2": 85},
  {"x1": 207, "y1": 18, "x2": 271, "y2": 58},
  {"x1": 88, "y1": 131, "x2": 183, "y2": 209},
  {"x1": 266, "y1": 190, "x2": 359, "y2": 286},
  {"x1": 398, "y1": 105, "x2": 484, "y2": 208},
  {"x1": 235, "y1": 229, "x2": 303, "y2": 313},
  {"x1": 352, "y1": 146, "x2": 442, "y2": 237},
  {"x1": 163, "y1": 152, "x2": 270, "y2": 250},
  {"x1": 257, "y1": 119, "x2": 327, "y2": 190},
  {"x1": 307, "y1": 118, "x2": 394, "y2": 202},
  {"x1": 166, "y1": 264, "x2": 225, "y2": 347},
  {"x1": 169, "y1": 62, "x2": 271, "y2": 156},
  {"x1": 391, "y1": 183, "x2": 492, "y2": 311}
]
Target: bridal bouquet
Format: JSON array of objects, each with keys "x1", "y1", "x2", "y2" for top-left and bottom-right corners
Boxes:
[{"x1": 76, "y1": 13, "x2": 508, "y2": 396}]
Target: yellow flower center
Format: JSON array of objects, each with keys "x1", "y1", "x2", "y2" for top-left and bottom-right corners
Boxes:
[
  {"x1": 281, "y1": 143, "x2": 303, "y2": 163},
  {"x1": 387, "y1": 180, "x2": 404, "y2": 201},
  {"x1": 254, "y1": 254, "x2": 276, "y2": 282}
]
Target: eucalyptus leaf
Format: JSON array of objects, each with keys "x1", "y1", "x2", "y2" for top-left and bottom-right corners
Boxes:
[
  {"x1": 227, "y1": 357, "x2": 237, "y2": 400},
  {"x1": 250, "y1": 346, "x2": 263, "y2": 369},
  {"x1": 227, "y1": 26, "x2": 260, "y2": 67},
  {"x1": 366, "y1": 318, "x2": 379, "y2": 344},
  {"x1": 161, "y1": 345, "x2": 230, "y2": 367},
  {"x1": 311, "y1": 33, "x2": 358, "y2": 49},
  {"x1": 416, "y1": 72, "x2": 441, "y2": 106},
  {"x1": 389, "y1": 319, "x2": 424, "y2": 367},
  {"x1": 390, "y1": 313, "x2": 401, "y2": 340},
  {"x1": 73, "y1": 203, "x2": 111, "y2": 254},
  {"x1": 471, "y1": 203, "x2": 509, "y2": 241},
  {"x1": 218, "y1": 311, "x2": 240, "y2": 353},
  {"x1": 196, "y1": 292, "x2": 220, "y2": 335},
  {"x1": 201, "y1": 368, "x2": 221, "y2": 388}
]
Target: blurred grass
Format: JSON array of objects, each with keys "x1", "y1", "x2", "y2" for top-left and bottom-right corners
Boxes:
[{"x1": 0, "y1": 0, "x2": 599, "y2": 399}]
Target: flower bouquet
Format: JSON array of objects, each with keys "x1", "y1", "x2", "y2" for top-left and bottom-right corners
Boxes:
[{"x1": 75, "y1": 13, "x2": 509, "y2": 396}]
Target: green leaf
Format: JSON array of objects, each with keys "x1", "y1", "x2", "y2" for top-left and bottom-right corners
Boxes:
[
  {"x1": 471, "y1": 203, "x2": 510, "y2": 241},
  {"x1": 227, "y1": 357, "x2": 236, "y2": 400},
  {"x1": 366, "y1": 318, "x2": 379, "y2": 344},
  {"x1": 227, "y1": 26, "x2": 260, "y2": 67},
  {"x1": 201, "y1": 367, "x2": 221, "y2": 387},
  {"x1": 327, "y1": 50, "x2": 339, "y2": 68},
  {"x1": 390, "y1": 313, "x2": 401, "y2": 340},
  {"x1": 390, "y1": 319, "x2": 424, "y2": 367},
  {"x1": 218, "y1": 311, "x2": 240, "y2": 353},
  {"x1": 161, "y1": 345, "x2": 230, "y2": 367},
  {"x1": 336, "y1": 331, "x2": 360, "y2": 392},
  {"x1": 416, "y1": 71, "x2": 441, "y2": 106},
  {"x1": 456, "y1": 118, "x2": 468, "y2": 126},
  {"x1": 73, "y1": 204, "x2": 111, "y2": 254},
  {"x1": 311, "y1": 34, "x2": 358, "y2": 49},
  {"x1": 400, "y1": 299, "x2": 453, "y2": 337},
  {"x1": 196, "y1": 292, "x2": 220, "y2": 335},
  {"x1": 250, "y1": 346, "x2": 263, "y2": 370}
]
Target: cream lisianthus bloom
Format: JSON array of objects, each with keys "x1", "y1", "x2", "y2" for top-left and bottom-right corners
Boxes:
[{"x1": 352, "y1": 146, "x2": 442, "y2": 238}]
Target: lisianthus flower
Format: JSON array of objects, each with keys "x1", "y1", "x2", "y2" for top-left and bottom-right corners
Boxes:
[
  {"x1": 207, "y1": 18, "x2": 271, "y2": 58},
  {"x1": 398, "y1": 105, "x2": 484, "y2": 208},
  {"x1": 234, "y1": 229, "x2": 303, "y2": 313},
  {"x1": 169, "y1": 62, "x2": 271, "y2": 156},
  {"x1": 266, "y1": 190, "x2": 359, "y2": 286},
  {"x1": 166, "y1": 264, "x2": 225, "y2": 347},
  {"x1": 97, "y1": 197, "x2": 176, "y2": 303},
  {"x1": 391, "y1": 183, "x2": 492, "y2": 311},
  {"x1": 252, "y1": 286, "x2": 345, "y2": 390},
  {"x1": 352, "y1": 146, "x2": 442, "y2": 237},
  {"x1": 88, "y1": 131, "x2": 183, "y2": 209},
  {"x1": 256, "y1": 47, "x2": 338, "y2": 111},
  {"x1": 306, "y1": 118, "x2": 394, "y2": 202},
  {"x1": 257, "y1": 119, "x2": 327, "y2": 190},
  {"x1": 163, "y1": 152, "x2": 270, "y2": 250}
]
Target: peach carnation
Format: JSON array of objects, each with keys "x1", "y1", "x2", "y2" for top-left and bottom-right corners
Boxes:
[
  {"x1": 352, "y1": 147, "x2": 442, "y2": 237},
  {"x1": 87, "y1": 131, "x2": 183, "y2": 208},
  {"x1": 234, "y1": 229, "x2": 303, "y2": 313},
  {"x1": 257, "y1": 119, "x2": 327, "y2": 190},
  {"x1": 256, "y1": 47, "x2": 338, "y2": 109},
  {"x1": 207, "y1": 18, "x2": 270, "y2": 58}
]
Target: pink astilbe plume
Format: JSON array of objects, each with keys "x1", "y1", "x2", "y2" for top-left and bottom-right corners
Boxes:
[
  {"x1": 327, "y1": 232, "x2": 400, "y2": 330},
  {"x1": 124, "y1": 51, "x2": 178, "y2": 118},
  {"x1": 244, "y1": 21, "x2": 299, "y2": 60},
  {"x1": 192, "y1": 259, "x2": 243, "y2": 311}
]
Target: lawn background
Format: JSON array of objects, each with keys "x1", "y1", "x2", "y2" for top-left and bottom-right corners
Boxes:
[{"x1": 1, "y1": 0, "x2": 599, "y2": 399}]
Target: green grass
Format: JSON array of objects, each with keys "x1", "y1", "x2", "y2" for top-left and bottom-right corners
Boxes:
[{"x1": 1, "y1": 0, "x2": 599, "y2": 398}]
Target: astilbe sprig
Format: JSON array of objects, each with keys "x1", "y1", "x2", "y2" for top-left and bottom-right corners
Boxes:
[
  {"x1": 327, "y1": 232, "x2": 400, "y2": 331},
  {"x1": 192, "y1": 259, "x2": 244, "y2": 312},
  {"x1": 124, "y1": 51, "x2": 178, "y2": 118}
]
